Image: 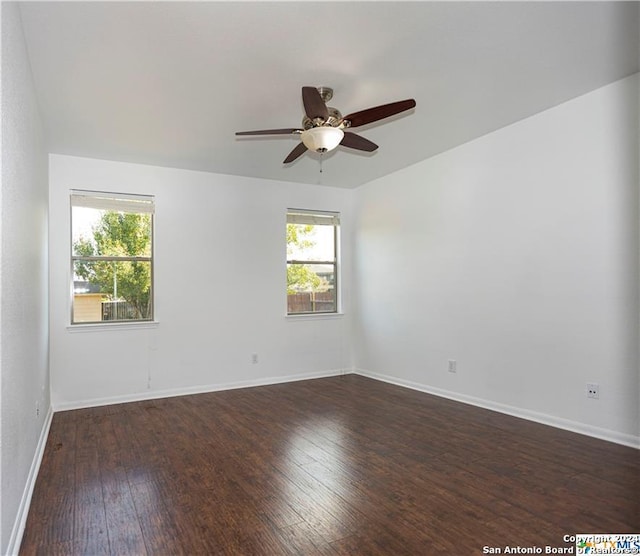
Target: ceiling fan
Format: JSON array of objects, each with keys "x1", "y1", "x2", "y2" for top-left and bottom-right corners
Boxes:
[{"x1": 236, "y1": 86, "x2": 416, "y2": 164}]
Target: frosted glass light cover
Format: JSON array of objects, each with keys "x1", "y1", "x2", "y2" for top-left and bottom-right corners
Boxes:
[{"x1": 301, "y1": 127, "x2": 344, "y2": 152}]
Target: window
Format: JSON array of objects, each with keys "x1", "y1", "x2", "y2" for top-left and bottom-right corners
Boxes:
[
  {"x1": 71, "y1": 191, "x2": 154, "y2": 324},
  {"x1": 286, "y1": 209, "x2": 339, "y2": 315}
]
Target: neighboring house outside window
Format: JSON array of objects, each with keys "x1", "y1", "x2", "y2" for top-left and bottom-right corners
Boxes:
[
  {"x1": 71, "y1": 191, "x2": 154, "y2": 324},
  {"x1": 286, "y1": 209, "x2": 339, "y2": 315}
]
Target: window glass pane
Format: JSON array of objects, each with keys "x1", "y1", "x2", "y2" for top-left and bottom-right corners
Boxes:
[
  {"x1": 287, "y1": 263, "x2": 335, "y2": 313},
  {"x1": 73, "y1": 260, "x2": 152, "y2": 323},
  {"x1": 71, "y1": 193, "x2": 154, "y2": 324},
  {"x1": 286, "y1": 223, "x2": 334, "y2": 262},
  {"x1": 286, "y1": 209, "x2": 339, "y2": 315},
  {"x1": 72, "y1": 207, "x2": 152, "y2": 257}
]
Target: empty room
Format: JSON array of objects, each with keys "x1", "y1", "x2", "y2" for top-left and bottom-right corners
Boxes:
[{"x1": 2, "y1": 1, "x2": 639, "y2": 555}]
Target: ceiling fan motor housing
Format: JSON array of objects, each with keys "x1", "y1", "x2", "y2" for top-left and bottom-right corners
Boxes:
[{"x1": 302, "y1": 107, "x2": 344, "y2": 130}]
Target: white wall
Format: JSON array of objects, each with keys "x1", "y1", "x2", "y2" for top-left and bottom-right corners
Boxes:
[
  {"x1": 1, "y1": 3, "x2": 51, "y2": 553},
  {"x1": 353, "y1": 74, "x2": 639, "y2": 446},
  {"x1": 49, "y1": 155, "x2": 353, "y2": 409}
]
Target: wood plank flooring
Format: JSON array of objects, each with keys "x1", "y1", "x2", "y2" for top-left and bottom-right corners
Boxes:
[{"x1": 20, "y1": 375, "x2": 639, "y2": 555}]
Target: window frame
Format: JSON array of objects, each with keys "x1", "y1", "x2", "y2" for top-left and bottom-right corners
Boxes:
[
  {"x1": 70, "y1": 190, "x2": 155, "y2": 326},
  {"x1": 286, "y1": 208, "x2": 340, "y2": 316}
]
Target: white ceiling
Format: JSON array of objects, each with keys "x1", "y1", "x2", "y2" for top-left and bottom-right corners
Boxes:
[{"x1": 18, "y1": 1, "x2": 639, "y2": 188}]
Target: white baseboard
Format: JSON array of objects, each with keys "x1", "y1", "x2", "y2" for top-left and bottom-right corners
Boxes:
[
  {"x1": 354, "y1": 368, "x2": 640, "y2": 449},
  {"x1": 53, "y1": 368, "x2": 349, "y2": 412},
  {"x1": 7, "y1": 405, "x2": 54, "y2": 556}
]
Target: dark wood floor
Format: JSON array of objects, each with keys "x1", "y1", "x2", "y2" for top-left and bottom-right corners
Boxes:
[{"x1": 21, "y1": 375, "x2": 639, "y2": 555}]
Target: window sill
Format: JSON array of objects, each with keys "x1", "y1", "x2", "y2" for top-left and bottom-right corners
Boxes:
[
  {"x1": 285, "y1": 312, "x2": 344, "y2": 321},
  {"x1": 67, "y1": 321, "x2": 160, "y2": 333}
]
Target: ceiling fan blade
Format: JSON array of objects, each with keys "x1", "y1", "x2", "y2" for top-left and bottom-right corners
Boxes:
[
  {"x1": 340, "y1": 131, "x2": 378, "y2": 152},
  {"x1": 343, "y1": 99, "x2": 416, "y2": 128},
  {"x1": 302, "y1": 87, "x2": 329, "y2": 121},
  {"x1": 236, "y1": 128, "x2": 301, "y2": 136},
  {"x1": 283, "y1": 142, "x2": 308, "y2": 164}
]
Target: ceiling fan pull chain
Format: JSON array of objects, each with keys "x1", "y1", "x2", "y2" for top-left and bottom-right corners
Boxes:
[{"x1": 319, "y1": 153, "x2": 323, "y2": 174}]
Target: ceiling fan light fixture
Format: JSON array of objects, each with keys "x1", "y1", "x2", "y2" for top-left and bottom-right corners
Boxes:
[{"x1": 301, "y1": 126, "x2": 344, "y2": 153}]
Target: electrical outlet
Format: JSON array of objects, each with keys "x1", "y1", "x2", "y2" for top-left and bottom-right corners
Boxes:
[
  {"x1": 586, "y1": 383, "x2": 599, "y2": 399},
  {"x1": 448, "y1": 360, "x2": 457, "y2": 373},
  {"x1": 251, "y1": 353, "x2": 258, "y2": 364}
]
